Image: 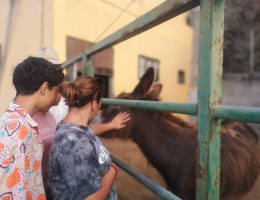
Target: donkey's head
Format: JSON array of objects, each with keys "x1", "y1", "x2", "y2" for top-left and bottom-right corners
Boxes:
[
  {"x1": 116, "y1": 67, "x2": 162, "y2": 101},
  {"x1": 100, "y1": 67, "x2": 163, "y2": 139}
]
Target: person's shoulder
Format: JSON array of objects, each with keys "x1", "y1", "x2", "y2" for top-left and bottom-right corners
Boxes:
[
  {"x1": 56, "y1": 123, "x2": 91, "y2": 141},
  {"x1": 1, "y1": 110, "x2": 25, "y2": 125},
  {"x1": 0, "y1": 112, "x2": 32, "y2": 142},
  {"x1": 2, "y1": 104, "x2": 34, "y2": 128},
  {"x1": 0, "y1": 111, "x2": 9, "y2": 122}
]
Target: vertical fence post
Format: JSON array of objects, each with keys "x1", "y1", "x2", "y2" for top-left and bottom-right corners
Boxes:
[
  {"x1": 196, "y1": 0, "x2": 225, "y2": 199},
  {"x1": 82, "y1": 54, "x2": 94, "y2": 76}
]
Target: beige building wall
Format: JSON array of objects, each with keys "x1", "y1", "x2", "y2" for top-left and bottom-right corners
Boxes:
[
  {"x1": 0, "y1": 0, "x2": 193, "y2": 114},
  {"x1": 54, "y1": 0, "x2": 193, "y2": 104},
  {"x1": 0, "y1": 0, "x2": 54, "y2": 114}
]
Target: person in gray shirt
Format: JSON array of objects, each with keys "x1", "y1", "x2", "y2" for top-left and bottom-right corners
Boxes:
[{"x1": 48, "y1": 76, "x2": 125, "y2": 200}]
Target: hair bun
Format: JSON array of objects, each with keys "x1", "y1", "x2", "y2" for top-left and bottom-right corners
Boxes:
[
  {"x1": 59, "y1": 82, "x2": 78, "y2": 107},
  {"x1": 59, "y1": 76, "x2": 105, "y2": 108}
]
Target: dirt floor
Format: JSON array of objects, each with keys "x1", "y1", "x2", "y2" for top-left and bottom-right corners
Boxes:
[
  {"x1": 101, "y1": 138, "x2": 167, "y2": 200},
  {"x1": 101, "y1": 134, "x2": 260, "y2": 200}
]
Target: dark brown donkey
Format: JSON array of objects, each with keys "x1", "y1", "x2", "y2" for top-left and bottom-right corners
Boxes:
[{"x1": 100, "y1": 68, "x2": 260, "y2": 200}]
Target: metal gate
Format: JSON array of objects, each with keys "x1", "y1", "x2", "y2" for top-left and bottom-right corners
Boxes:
[{"x1": 61, "y1": 0, "x2": 260, "y2": 199}]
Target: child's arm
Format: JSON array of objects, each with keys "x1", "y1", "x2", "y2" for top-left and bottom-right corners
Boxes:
[{"x1": 90, "y1": 112, "x2": 130, "y2": 135}]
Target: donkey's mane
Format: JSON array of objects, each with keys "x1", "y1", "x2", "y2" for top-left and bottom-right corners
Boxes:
[
  {"x1": 117, "y1": 88, "x2": 196, "y2": 131},
  {"x1": 159, "y1": 111, "x2": 196, "y2": 130}
]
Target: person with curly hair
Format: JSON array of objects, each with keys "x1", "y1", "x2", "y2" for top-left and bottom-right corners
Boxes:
[
  {"x1": 32, "y1": 47, "x2": 65, "y2": 200},
  {"x1": 0, "y1": 56, "x2": 64, "y2": 200}
]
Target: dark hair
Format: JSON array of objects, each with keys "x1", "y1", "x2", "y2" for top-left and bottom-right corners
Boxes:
[
  {"x1": 13, "y1": 56, "x2": 64, "y2": 95},
  {"x1": 59, "y1": 76, "x2": 105, "y2": 108}
]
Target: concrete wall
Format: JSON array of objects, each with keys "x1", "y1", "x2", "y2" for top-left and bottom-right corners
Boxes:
[
  {"x1": 222, "y1": 74, "x2": 260, "y2": 107},
  {"x1": 222, "y1": 74, "x2": 260, "y2": 132}
]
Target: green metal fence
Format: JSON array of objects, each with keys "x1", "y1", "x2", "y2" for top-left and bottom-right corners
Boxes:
[{"x1": 62, "y1": 0, "x2": 260, "y2": 199}]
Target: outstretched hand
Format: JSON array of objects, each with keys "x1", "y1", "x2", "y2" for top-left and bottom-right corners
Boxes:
[
  {"x1": 90, "y1": 112, "x2": 131, "y2": 135},
  {"x1": 110, "y1": 112, "x2": 131, "y2": 130}
]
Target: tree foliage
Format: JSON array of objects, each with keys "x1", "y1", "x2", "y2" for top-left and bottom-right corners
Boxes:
[{"x1": 224, "y1": 0, "x2": 260, "y2": 73}]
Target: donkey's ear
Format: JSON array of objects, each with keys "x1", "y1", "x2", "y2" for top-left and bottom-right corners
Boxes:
[
  {"x1": 148, "y1": 84, "x2": 162, "y2": 100},
  {"x1": 131, "y1": 67, "x2": 155, "y2": 99}
]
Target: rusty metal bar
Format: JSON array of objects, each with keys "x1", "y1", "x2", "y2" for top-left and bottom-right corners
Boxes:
[
  {"x1": 196, "y1": 0, "x2": 225, "y2": 199},
  {"x1": 111, "y1": 155, "x2": 181, "y2": 200},
  {"x1": 62, "y1": 0, "x2": 200, "y2": 69},
  {"x1": 213, "y1": 105, "x2": 260, "y2": 124},
  {"x1": 82, "y1": 55, "x2": 94, "y2": 76},
  {"x1": 102, "y1": 98, "x2": 197, "y2": 115}
]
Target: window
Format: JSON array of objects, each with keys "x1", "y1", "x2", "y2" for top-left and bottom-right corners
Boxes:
[
  {"x1": 178, "y1": 70, "x2": 185, "y2": 84},
  {"x1": 66, "y1": 36, "x2": 114, "y2": 97},
  {"x1": 66, "y1": 36, "x2": 113, "y2": 78},
  {"x1": 95, "y1": 74, "x2": 109, "y2": 98},
  {"x1": 138, "y1": 55, "x2": 159, "y2": 82}
]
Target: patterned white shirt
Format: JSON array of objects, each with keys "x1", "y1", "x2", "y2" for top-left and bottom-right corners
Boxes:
[{"x1": 0, "y1": 104, "x2": 45, "y2": 200}]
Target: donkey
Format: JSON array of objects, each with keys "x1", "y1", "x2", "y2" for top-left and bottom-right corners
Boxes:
[{"x1": 100, "y1": 67, "x2": 260, "y2": 200}]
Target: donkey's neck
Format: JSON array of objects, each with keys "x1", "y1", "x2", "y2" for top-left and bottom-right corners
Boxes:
[
  {"x1": 130, "y1": 111, "x2": 197, "y2": 194},
  {"x1": 131, "y1": 111, "x2": 196, "y2": 145}
]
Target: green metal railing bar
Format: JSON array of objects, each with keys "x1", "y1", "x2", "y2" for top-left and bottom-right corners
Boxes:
[
  {"x1": 111, "y1": 155, "x2": 181, "y2": 200},
  {"x1": 102, "y1": 98, "x2": 197, "y2": 116},
  {"x1": 214, "y1": 105, "x2": 260, "y2": 124},
  {"x1": 62, "y1": 0, "x2": 200, "y2": 69},
  {"x1": 82, "y1": 55, "x2": 94, "y2": 77},
  {"x1": 103, "y1": 99, "x2": 260, "y2": 125},
  {"x1": 196, "y1": 0, "x2": 225, "y2": 199}
]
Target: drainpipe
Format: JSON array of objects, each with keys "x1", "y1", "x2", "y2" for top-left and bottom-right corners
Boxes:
[
  {"x1": 249, "y1": 29, "x2": 254, "y2": 74},
  {"x1": 41, "y1": 0, "x2": 44, "y2": 47},
  {"x1": 0, "y1": 0, "x2": 16, "y2": 83}
]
